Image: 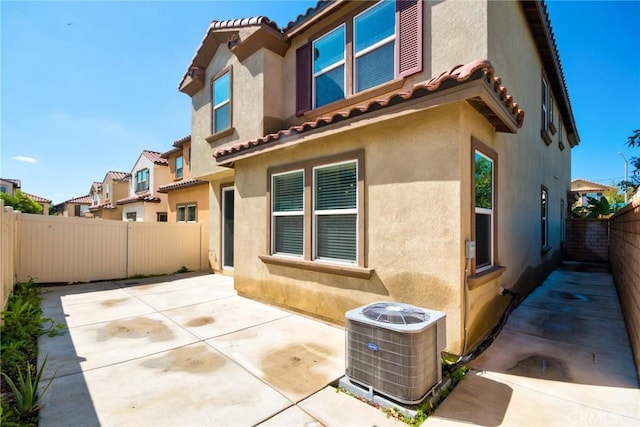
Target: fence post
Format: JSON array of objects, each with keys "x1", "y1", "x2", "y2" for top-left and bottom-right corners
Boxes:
[{"x1": 126, "y1": 221, "x2": 134, "y2": 278}]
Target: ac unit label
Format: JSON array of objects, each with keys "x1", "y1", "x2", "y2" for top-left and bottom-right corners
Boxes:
[{"x1": 367, "y1": 342, "x2": 379, "y2": 351}]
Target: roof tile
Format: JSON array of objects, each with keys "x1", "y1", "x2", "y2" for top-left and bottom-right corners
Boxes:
[
  {"x1": 213, "y1": 59, "x2": 524, "y2": 160},
  {"x1": 142, "y1": 150, "x2": 169, "y2": 165},
  {"x1": 157, "y1": 178, "x2": 208, "y2": 193}
]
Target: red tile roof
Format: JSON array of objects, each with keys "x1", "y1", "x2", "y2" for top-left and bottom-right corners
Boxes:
[
  {"x1": 88, "y1": 202, "x2": 117, "y2": 212},
  {"x1": 116, "y1": 193, "x2": 161, "y2": 205},
  {"x1": 179, "y1": 17, "x2": 280, "y2": 90},
  {"x1": 65, "y1": 195, "x2": 93, "y2": 204},
  {"x1": 157, "y1": 178, "x2": 208, "y2": 194},
  {"x1": 22, "y1": 192, "x2": 52, "y2": 204},
  {"x1": 141, "y1": 150, "x2": 169, "y2": 165},
  {"x1": 213, "y1": 59, "x2": 524, "y2": 161},
  {"x1": 107, "y1": 171, "x2": 130, "y2": 181},
  {"x1": 173, "y1": 135, "x2": 191, "y2": 148}
]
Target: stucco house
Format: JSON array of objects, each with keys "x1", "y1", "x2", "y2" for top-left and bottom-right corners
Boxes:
[
  {"x1": 179, "y1": 0, "x2": 579, "y2": 353},
  {"x1": 571, "y1": 178, "x2": 616, "y2": 207},
  {"x1": 0, "y1": 178, "x2": 21, "y2": 196},
  {"x1": 158, "y1": 136, "x2": 213, "y2": 264},
  {"x1": 88, "y1": 171, "x2": 131, "y2": 220},
  {"x1": 22, "y1": 192, "x2": 52, "y2": 215},
  {"x1": 54, "y1": 195, "x2": 92, "y2": 217},
  {"x1": 117, "y1": 150, "x2": 170, "y2": 222}
]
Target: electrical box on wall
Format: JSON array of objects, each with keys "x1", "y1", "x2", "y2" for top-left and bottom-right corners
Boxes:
[{"x1": 465, "y1": 241, "x2": 476, "y2": 259}]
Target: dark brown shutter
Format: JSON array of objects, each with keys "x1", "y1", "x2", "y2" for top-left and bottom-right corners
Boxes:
[
  {"x1": 296, "y1": 43, "x2": 312, "y2": 116},
  {"x1": 396, "y1": 0, "x2": 423, "y2": 78}
]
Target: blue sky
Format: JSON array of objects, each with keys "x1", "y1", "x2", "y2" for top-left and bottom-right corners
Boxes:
[{"x1": 1, "y1": 1, "x2": 638, "y2": 204}]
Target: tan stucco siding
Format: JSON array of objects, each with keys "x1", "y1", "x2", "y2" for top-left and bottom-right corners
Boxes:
[
  {"x1": 232, "y1": 104, "x2": 470, "y2": 351},
  {"x1": 487, "y1": 0, "x2": 571, "y2": 298},
  {"x1": 166, "y1": 185, "x2": 210, "y2": 225},
  {"x1": 428, "y1": 0, "x2": 488, "y2": 79}
]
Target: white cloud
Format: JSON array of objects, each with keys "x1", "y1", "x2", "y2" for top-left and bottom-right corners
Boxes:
[{"x1": 11, "y1": 155, "x2": 38, "y2": 164}]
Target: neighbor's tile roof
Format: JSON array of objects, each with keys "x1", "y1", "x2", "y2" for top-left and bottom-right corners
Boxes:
[
  {"x1": 89, "y1": 202, "x2": 116, "y2": 211},
  {"x1": 116, "y1": 192, "x2": 162, "y2": 205},
  {"x1": 282, "y1": 0, "x2": 333, "y2": 32},
  {"x1": 571, "y1": 178, "x2": 616, "y2": 193},
  {"x1": 142, "y1": 150, "x2": 169, "y2": 165},
  {"x1": 213, "y1": 59, "x2": 524, "y2": 160},
  {"x1": 108, "y1": 171, "x2": 130, "y2": 181},
  {"x1": 22, "y1": 192, "x2": 52, "y2": 204},
  {"x1": 179, "y1": 17, "x2": 280, "y2": 89},
  {"x1": 162, "y1": 135, "x2": 192, "y2": 158},
  {"x1": 65, "y1": 195, "x2": 93, "y2": 204},
  {"x1": 157, "y1": 178, "x2": 208, "y2": 193}
]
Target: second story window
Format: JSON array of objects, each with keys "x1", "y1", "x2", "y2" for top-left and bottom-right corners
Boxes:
[
  {"x1": 92, "y1": 192, "x2": 98, "y2": 206},
  {"x1": 212, "y1": 70, "x2": 231, "y2": 134},
  {"x1": 297, "y1": 0, "x2": 422, "y2": 115},
  {"x1": 176, "y1": 155, "x2": 183, "y2": 179},
  {"x1": 105, "y1": 184, "x2": 110, "y2": 200},
  {"x1": 313, "y1": 26, "x2": 346, "y2": 108},
  {"x1": 354, "y1": 0, "x2": 395, "y2": 93},
  {"x1": 135, "y1": 169, "x2": 149, "y2": 192},
  {"x1": 541, "y1": 75, "x2": 553, "y2": 145}
]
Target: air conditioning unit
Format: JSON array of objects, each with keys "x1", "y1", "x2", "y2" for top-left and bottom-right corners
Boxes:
[{"x1": 345, "y1": 302, "x2": 446, "y2": 404}]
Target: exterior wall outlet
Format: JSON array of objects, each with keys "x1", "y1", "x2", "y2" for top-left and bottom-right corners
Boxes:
[{"x1": 465, "y1": 241, "x2": 476, "y2": 259}]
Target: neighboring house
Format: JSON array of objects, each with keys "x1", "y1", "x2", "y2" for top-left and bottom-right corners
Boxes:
[
  {"x1": 179, "y1": 0, "x2": 579, "y2": 352},
  {"x1": 158, "y1": 136, "x2": 212, "y2": 264},
  {"x1": 117, "y1": 150, "x2": 169, "y2": 222},
  {"x1": 22, "y1": 192, "x2": 52, "y2": 215},
  {"x1": 0, "y1": 178, "x2": 21, "y2": 195},
  {"x1": 571, "y1": 178, "x2": 616, "y2": 207},
  {"x1": 54, "y1": 195, "x2": 92, "y2": 217},
  {"x1": 89, "y1": 171, "x2": 131, "y2": 220}
]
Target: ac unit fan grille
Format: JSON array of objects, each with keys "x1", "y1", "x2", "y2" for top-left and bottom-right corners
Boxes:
[{"x1": 346, "y1": 319, "x2": 438, "y2": 403}]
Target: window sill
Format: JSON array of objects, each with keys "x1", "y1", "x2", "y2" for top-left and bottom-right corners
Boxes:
[
  {"x1": 205, "y1": 127, "x2": 235, "y2": 144},
  {"x1": 541, "y1": 245, "x2": 552, "y2": 255},
  {"x1": 540, "y1": 129, "x2": 552, "y2": 146},
  {"x1": 174, "y1": 177, "x2": 184, "y2": 182},
  {"x1": 467, "y1": 265, "x2": 507, "y2": 290},
  {"x1": 303, "y1": 79, "x2": 405, "y2": 121},
  {"x1": 259, "y1": 255, "x2": 373, "y2": 279}
]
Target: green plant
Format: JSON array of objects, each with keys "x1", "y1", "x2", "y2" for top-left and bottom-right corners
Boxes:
[
  {"x1": 571, "y1": 196, "x2": 613, "y2": 218},
  {"x1": 174, "y1": 266, "x2": 190, "y2": 274},
  {"x1": 1, "y1": 355, "x2": 56, "y2": 416},
  {"x1": 1, "y1": 278, "x2": 64, "y2": 425}
]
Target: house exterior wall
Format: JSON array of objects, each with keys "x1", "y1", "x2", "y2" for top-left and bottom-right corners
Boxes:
[
  {"x1": 232, "y1": 103, "x2": 488, "y2": 351},
  {"x1": 184, "y1": 0, "x2": 575, "y2": 351}
]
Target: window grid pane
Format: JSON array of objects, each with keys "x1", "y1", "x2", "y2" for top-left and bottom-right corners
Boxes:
[
  {"x1": 177, "y1": 206, "x2": 186, "y2": 222},
  {"x1": 475, "y1": 151, "x2": 494, "y2": 270},
  {"x1": 356, "y1": 41, "x2": 395, "y2": 92},
  {"x1": 314, "y1": 162, "x2": 357, "y2": 210},
  {"x1": 274, "y1": 216, "x2": 304, "y2": 255},
  {"x1": 354, "y1": 0, "x2": 395, "y2": 53},
  {"x1": 272, "y1": 171, "x2": 304, "y2": 256},
  {"x1": 316, "y1": 214, "x2": 357, "y2": 262},
  {"x1": 314, "y1": 161, "x2": 357, "y2": 263},
  {"x1": 187, "y1": 205, "x2": 197, "y2": 222}
]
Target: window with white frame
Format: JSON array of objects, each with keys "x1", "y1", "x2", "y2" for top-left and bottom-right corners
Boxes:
[
  {"x1": 135, "y1": 169, "x2": 149, "y2": 192},
  {"x1": 560, "y1": 199, "x2": 566, "y2": 242},
  {"x1": 313, "y1": 25, "x2": 346, "y2": 108},
  {"x1": 271, "y1": 170, "x2": 304, "y2": 256},
  {"x1": 313, "y1": 161, "x2": 357, "y2": 263},
  {"x1": 541, "y1": 76, "x2": 549, "y2": 132},
  {"x1": 474, "y1": 150, "x2": 494, "y2": 271},
  {"x1": 176, "y1": 155, "x2": 183, "y2": 179},
  {"x1": 212, "y1": 71, "x2": 231, "y2": 134},
  {"x1": 296, "y1": 0, "x2": 422, "y2": 116},
  {"x1": 177, "y1": 204, "x2": 197, "y2": 223},
  {"x1": 269, "y1": 155, "x2": 361, "y2": 265},
  {"x1": 354, "y1": 0, "x2": 395, "y2": 93},
  {"x1": 105, "y1": 184, "x2": 110, "y2": 200},
  {"x1": 541, "y1": 187, "x2": 549, "y2": 249}
]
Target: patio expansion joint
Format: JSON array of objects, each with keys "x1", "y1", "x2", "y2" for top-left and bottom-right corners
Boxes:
[{"x1": 478, "y1": 370, "x2": 640, "y2": 422}]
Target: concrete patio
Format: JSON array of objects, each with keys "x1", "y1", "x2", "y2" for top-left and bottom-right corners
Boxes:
[
  {"x1": 36, "y1": 264, "x2": 640, "y2": 426},
  {"x1": 37, "y1": 272, "x2": 403, "y2": 427},
  {"x1": 425, "y1": 264, "x2": 640, "y2": 426}
]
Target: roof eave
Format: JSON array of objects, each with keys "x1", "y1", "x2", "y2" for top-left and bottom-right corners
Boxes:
[{"x1": 520, "y1": 0, "x2": 580, "y2": 146}]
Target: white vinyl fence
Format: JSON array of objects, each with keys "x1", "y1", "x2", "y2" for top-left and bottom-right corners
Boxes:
[{"x1": 2, "y1": 209, "x2": 207, "y2": 304}]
